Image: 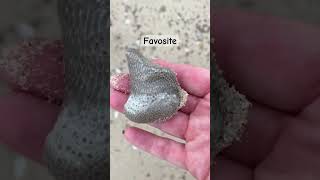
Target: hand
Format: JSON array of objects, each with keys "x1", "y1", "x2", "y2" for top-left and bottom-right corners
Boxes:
[
  {"x1": 0, "y1": 40, "x2": 64, "y2": 163},
  {"x1": 110, "y1": 60, "x2": 210, "y2": 180},
  {"x1": 212, "y1": 10, "x2": 320, "y2": 179},
  {"x1": 0, "y1": 40, "x2": 210, "y2": 179}
]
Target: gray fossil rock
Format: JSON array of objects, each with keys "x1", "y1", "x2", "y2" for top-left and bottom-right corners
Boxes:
[
  {"x1": 44, "y1": 0, "x2": 109, "y2": 180},
  {"x1": 212, "y1": 51, "x2": 250, "y2": 160},
  {"x1": 124, "y1": 48, "x2": 188, "y2": 123}
]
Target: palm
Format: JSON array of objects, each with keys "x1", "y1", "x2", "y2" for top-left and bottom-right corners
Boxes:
[
  {"x1": 215, "y1": 98, "x2": 320, "y2": 180},
  {"x1": 184, "y1": 94, "x2": 210, "y2": 180},
  {"x1": 1, "y1": 9, "x2": 319, "y2": 180},
  {"x1": 110, "y1": 60, "x2": 210, "y2": 180},
  {"x1": 0, "y1": 39, "x2": 210, "y2": 179},
  {"x1": 0, "y1": 41, "x2": 211, "y2": 180},
  {"x1": 213, "y1": 10, "x2": 320, "y2": 179}
]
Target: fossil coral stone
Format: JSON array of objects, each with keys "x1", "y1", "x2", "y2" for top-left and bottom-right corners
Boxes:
[
  {"x1": 44, "y1": 0, "x2": 109, "y2": 180},
  {"x1": 124, "y1": 48, "x2": 188, "y2": 123},
  {"x1": 212, "y1": 50, "x2": 250, "y2": 160}
]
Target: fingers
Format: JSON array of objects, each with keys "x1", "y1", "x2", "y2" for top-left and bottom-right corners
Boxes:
[
  {"x1": 221, "y1": 102, "x2": 289, "y2": 167},
  {"x1": 213, "y1": 9, "x2": 320, "y2": 112},
  {"x1": 110, "y1": 88, "x2": 127, "y2": 112},
  {"x1": 1, "y1": 39, "x2": 209, "y2": 105},
  {"x1": 110, "y1": 74, "x2": 200, "y2": 114},
  {"x1": 110, "y1": 60, "x2": 210, "y2": 98},
  {"x1": 0, "y1": 92, "x2": 59, "y2": 163},
  {"x1": 153, "y1": 59, "x2": 210, "y2": 97},
  {"x1": 123, "y1": 126, "x2": 186, "y2": 169},
  {"x1": 110, "y1": 73, "x2": 130, "y2": 94},
  {"x1": 254, "y1": 113, "x2": 320, "y2": 180},
  {"x1": 0, "y1": 39, "x2": 64, "y2": 102}
]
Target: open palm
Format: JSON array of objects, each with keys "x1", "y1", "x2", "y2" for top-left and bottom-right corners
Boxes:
[
  {"x1": 0, "y1": 40, "x2": 210, "y2": 179},
  {"x1": 1, "y1": 9, "x2": 319, "y2": 180},
  {"x1": 213, "y1": 10, "x2": 320, "y2": 180},
  {"x1": 110, "y1": 60, "x2": 210, "y2": 180}
]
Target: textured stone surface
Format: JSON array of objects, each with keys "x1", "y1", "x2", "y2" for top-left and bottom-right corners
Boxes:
[
  {"x1": 110, "y1": 0, "x2": 209, "y2": 179},
  {"x1": 212, "y1": 55, "x2": 250, "y2": 157},
  {"x1": 43, "y1": 1, "x2": 109, "y2": 180},
  {"x1": 0, "y1": 0, "x2": 318, "y2": 180},
  {"x1": 124, "y1": 48, "x2": 187, "y2": 123}
]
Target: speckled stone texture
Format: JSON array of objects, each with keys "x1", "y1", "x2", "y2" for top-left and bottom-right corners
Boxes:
[
  {"x1": 110, "y1": 1, "x2": 209, "y2": 179},
  {"x1": 124, "y1": 48, "x2": 187, "y2": 123},
  {"x1": 0, "y1": 0, "x2": 317, "y2": 180},
  {"x1": 212, "y1": 45, "x2": 250, "y2": 159},
  {"x1": 44, "y1": 0, "x2": 109, "y2": 180}
]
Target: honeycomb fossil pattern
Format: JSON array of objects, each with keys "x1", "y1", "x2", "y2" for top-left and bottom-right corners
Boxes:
[
  {"x1": 44, "y1": 0, "x2": 109, "y2": 180},
  {"x1": 124, "y1": 48, "x2": 188, "y2": 123},
  {"x1": 212, "y1": 52, "x2": 250, "y2": 159}
]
